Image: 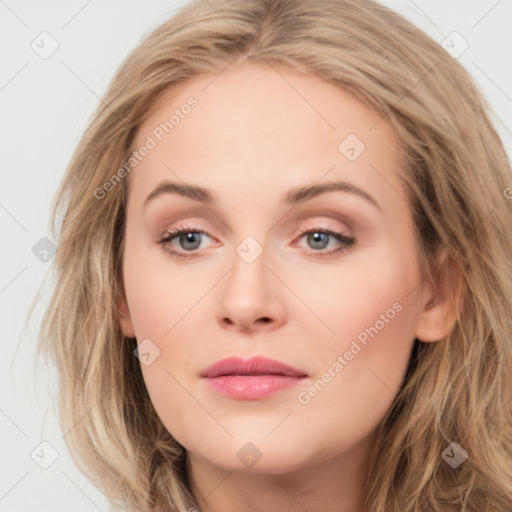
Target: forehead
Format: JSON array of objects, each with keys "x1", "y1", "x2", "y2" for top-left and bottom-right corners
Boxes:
[{"x1": 128, "y1": 61, "x2": 404, "y2": 211}]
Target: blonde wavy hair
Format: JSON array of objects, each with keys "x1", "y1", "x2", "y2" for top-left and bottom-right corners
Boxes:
[{"x1": 34, "y1": 0, "x2": 512, "y2": 510}]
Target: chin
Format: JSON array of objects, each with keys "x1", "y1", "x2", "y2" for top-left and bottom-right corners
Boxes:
[{"x1": 186, "y1": 433, "x2": 317, "y2": 475}]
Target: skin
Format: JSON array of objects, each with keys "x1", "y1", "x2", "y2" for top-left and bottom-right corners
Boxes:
[{"x1": 117, "y1": 60, "x2": 458, "y2": 512}]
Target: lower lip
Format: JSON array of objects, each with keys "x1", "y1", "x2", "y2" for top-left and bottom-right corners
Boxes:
[{"x1": 203, "y1": 375, "x2": 306, "y2": 399}]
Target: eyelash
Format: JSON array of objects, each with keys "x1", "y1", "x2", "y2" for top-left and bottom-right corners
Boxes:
[{"x1": 157, "y1": 225, "x2": 356, "y2": 261}]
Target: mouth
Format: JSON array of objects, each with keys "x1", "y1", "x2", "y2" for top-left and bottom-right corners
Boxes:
[{"x1": 200, "y1": 356, "x2": 308, "y2": 400}]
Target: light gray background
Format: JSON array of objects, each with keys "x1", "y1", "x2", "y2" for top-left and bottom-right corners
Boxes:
[{"x1": 1, "y1": 1, "x2": 511, "y2": 510}]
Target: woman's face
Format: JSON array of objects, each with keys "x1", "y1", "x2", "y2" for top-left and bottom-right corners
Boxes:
[{"x1": 118, "y1": 61, "x2": 439, "y2": 476}]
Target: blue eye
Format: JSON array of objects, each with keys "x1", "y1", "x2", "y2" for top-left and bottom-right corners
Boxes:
[
  {"x1": 157, "y1": 227, "x2": 210, "y2": 260},
  {"x1": 157, "y1": 226, "x2": 356, "y2": 260},
  {"x1": 296, "y1": 228, "x2": 356, "y2": 258},
  {"x1": 172, "y1": 231, "x2": 203, "y2": 251}
]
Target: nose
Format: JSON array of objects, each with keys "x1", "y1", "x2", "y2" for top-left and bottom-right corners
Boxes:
[{"x1": 215, "y1": 244, "x2": 286, "y2": 333}]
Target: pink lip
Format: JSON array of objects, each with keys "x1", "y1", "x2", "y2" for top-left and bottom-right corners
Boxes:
[{"x1": 200, "y1": 356, "x2": 308, "y2": 400}]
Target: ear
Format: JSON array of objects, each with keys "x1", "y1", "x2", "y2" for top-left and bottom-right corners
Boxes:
[
  {"x1": 115, "y1": 286, "x2": 136, "y2": 338},
  {"x1": 414, "y1": 249, "x2": 465, "y2": 343}
]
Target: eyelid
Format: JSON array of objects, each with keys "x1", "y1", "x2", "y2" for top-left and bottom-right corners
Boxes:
[
  {"x1": 148, "y1": 207, "x2": 229, "y2": 240},
  {"x1": 155, "y1": 217, "x2": 214, "y2": 238},
  {"x1": 276, "y1": 214, "x2": 354, "y2": 252},
  {"x1": 290, "y1": 216, "x2": 352, "y2": 237}
]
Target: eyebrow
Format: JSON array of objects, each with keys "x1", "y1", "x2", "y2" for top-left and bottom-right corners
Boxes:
[{"x1": 143, "y1": 180, "x2": 381, "y2": 211}]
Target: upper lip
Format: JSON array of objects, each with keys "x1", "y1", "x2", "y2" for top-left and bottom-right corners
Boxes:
[{"x1": 200, "y1": 356, "x2": 308, "y2": 378}]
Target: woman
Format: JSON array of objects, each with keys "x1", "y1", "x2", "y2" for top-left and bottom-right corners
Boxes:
[{"x1": 37, "y1": 0, "x2": 512, "y2": 510}]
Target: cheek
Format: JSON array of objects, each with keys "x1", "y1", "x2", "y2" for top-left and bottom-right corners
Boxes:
[
  {"x1": 122, "y1": 242, "x2": 207, "y2": 423},
  {"x1": 295, "y1": 246, "x2": 421, "y2": 411},
  {"x1": 122, "y1": 239, "x2": 204, "y2": 338},
  {"x1": 288, "y1": 281, "x2": 418, "y2": 458},
  {"x1": 301, "y1": 246, "x2": 419, "y2": 351}
]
